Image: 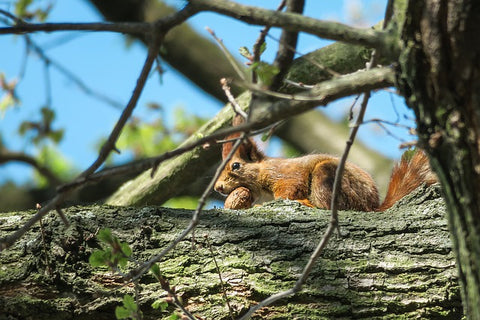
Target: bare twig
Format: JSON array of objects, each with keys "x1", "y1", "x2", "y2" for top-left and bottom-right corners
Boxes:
[
  {"x1": 55, "y1": 206, "x2": 70, "y2": 227},
  {"x1": 240, "y1": 67, "x2": 394, "y2": 103},
  {"x1": 24, "y1": 36, "x2": 124, "y2": 110},
  {"x1": 221, "y1": 78, "x2": 248, "y2": 120},
  {"x1": 0, "y1": 21, "x2": 151, "y2": 35},
  {"x1": 151, "y1": 268, "x2": 196, "y2": 320},
  {"x1": 205, "y1": 26, "x2": 247, "y2": 82},
  {"x1": 282, "y1": 79, "x2": 314, "y2": 89},
  {"x1": 78, "y1": 32, "x2": 162, "y2": 179}
]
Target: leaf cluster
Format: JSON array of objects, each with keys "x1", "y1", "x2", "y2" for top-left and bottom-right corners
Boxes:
[{"x1": 89, "y1": 228, "x2": 132, "y2": 270}]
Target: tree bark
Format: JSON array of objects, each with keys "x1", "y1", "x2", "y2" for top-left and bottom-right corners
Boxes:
[
  {"x1": 397, "y1": 0, "x2": 480, "y2": 317},
  {"x1": 0, "y1": 185, "x2": 462, "y2": 319}
]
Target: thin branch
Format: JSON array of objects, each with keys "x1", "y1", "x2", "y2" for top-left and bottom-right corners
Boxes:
[
  {"x1": 0, "y1": 21, "x2": 152, "y2": 35},
  {"x1": 24, "y1": 35, "x2": 124, "y2": 110},
  {"x1": 221, "y1": 78, "x2": 247, "y2": 119},
  {"x1": 242, "y1": 66, "x2": 394, "y2": 104},
  {"x1": 189, "y1": 0, "x2": 395, "y2": 56},
  {"x1": 204, "y1": 234, "x2": 235, "y2": 320},
  {"x1": 78, "y1": 32, "x2": 162, "y2": 179},
  {"x1": 0, "y1": 149, "x2": 63, "y2": 186},
  {"x1": 205, "y1": 26, "x2": 247, "y2": 82}
]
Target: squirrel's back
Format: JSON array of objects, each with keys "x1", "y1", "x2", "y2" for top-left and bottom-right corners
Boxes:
[{"x1": 377, "y1": 150, "x2": 437, "y2": 211}]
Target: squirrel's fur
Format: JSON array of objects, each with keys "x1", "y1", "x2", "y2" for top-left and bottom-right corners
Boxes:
[{"x1": 215, "y1": 127, "x2": 437, "y2": 211}]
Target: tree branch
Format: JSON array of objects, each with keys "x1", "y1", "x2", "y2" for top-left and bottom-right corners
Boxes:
[
  {"x1": 0, "y1": 4, "x2": 198, "y2": 35},
  {"x1": 189, "y1": 0, "x2": 396, "y2": 57},
  {"x1": 0, "y1": 149, "x2": 62, "y2": 186}
]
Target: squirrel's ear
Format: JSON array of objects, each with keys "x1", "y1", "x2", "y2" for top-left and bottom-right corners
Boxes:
[
  {"x1": 232, "y1": 114, "x2": 245, "y2": 126},
  {"x1": 221, "y1": 114, "x2": 265, "y2": 161},
  {"x1": 221, "y1": 133, "x2": 240, "y2": 160},
  {"x1": 221, "y1": 136, "x2": 264, "y2": 162},
  {"x1": 238, "y1": 138, "x2": 264, "y2": 162}
]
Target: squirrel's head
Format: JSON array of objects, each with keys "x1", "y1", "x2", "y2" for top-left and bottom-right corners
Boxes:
[{"x1": 214, "y1": 133, "x2": 265, "y2": 196}]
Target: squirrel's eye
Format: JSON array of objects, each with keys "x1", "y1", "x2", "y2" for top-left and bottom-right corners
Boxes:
[{"x1": 232, "y1": 162, "x2": 241, "y2": 170}]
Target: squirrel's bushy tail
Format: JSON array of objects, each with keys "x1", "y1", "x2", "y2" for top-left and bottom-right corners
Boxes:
[{"x1": 377, "y1": 150, "x2": 437, "y2": 211}]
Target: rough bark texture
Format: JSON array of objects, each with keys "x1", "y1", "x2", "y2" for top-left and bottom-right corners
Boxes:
[
  {"x1": 0, "y1": 185, "x2": 462, "y2": 319},
  {"x1": 397, "y1": 0, "x2": 480, "y2": 317}
]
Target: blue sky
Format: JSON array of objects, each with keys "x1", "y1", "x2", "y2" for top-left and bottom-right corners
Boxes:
[{"x1": 0, "y1": 0, "x2": 414, "y2": 185}]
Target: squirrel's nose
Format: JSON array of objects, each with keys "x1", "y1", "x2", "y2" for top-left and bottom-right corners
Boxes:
[{"x1": 214, "y1": 183, "x2": 224, "y2": 194}]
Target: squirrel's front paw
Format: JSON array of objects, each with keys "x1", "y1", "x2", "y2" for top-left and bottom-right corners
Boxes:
[{"x1": 224, "y1": 187, "x2": 253, "y2": 209}]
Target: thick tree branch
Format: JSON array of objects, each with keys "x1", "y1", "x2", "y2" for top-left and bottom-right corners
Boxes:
[{"x1": 0, "y1": 187, "x2": 460, "y2": 319}]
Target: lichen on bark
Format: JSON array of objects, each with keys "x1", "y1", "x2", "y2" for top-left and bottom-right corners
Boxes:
[{"x1": 0, "y1": 184, "x2": 461, "y2": 319}]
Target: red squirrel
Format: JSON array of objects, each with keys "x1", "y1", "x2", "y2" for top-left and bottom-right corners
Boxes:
[{"x1": 214, "y1": 123, "x2": 437, "y2": 211}]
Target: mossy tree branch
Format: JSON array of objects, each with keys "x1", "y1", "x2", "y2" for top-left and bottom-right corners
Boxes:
[{"x1": 0, "y1": 186, "x2": 461, "y2": 319}]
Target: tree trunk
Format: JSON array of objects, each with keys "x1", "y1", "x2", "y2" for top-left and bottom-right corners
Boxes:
[
  {"x1": 397, "y1": 1, "x2": 480, "y2": 317},
  {"x1": 0, "y1": 185, "x2": 462, "y2": 319}
]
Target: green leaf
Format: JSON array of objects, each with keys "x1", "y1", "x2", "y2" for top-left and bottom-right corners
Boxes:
[
  {"x1": 123, "y1": 294, "x2": 138, "y2": 312},
  {"x1": 259, "y1": 42, "x2": 267, "y2": 55},
  {"x1": 150, "y1": 264, "x2": 161, "y2": 278},
  {"x1": 89, "y1": 250, "x2": 108, "y2": 267},
  {"x1": 15, "y1": 0, "x2": 33, "y2": 17},
  {"x1": 115, "y1": 306, "x2": 130, "y2": 319},
  {"x1": 120, "y1": 242, "x2": 132, "y2": 257},
  {"x1": 239, "y1": 46, "x2": 251, "y2": 59},
  {"x1": 168, "y1": 313, "x2": 181, "y2": 320},
  {"x1": 18, "y1": 121, "x2": 31, "y2": 136},
  {"x1": 34, "y1": 8, "x2": 48, "y2": 22},
  {"x1": 48, "y1": 129, "x2": 64, "y2": 144},
  {"x1": 97, "y1": 228, "x2": 114, "y2": 244},
  {"x1": 0, "y1": 94, "x2": 15, "y2": 118},
  {"x1": 151, "y1": 299, "x2": 168, "y2": 311},
  {"x1": 118, "y1": 256, "x2": 129, "y2": 269},
  {"x1": 254, "y1": 62, "x2": 280, "y2": 86},
  {"x1": 41, "y1": 107, "x2": 55, "y2": 124}
]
